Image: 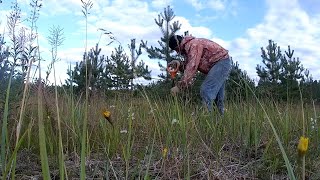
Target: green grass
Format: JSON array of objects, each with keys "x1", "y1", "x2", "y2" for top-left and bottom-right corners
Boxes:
[{"x1": 1, "y1": 85, "x2": 320, "y2": 179}]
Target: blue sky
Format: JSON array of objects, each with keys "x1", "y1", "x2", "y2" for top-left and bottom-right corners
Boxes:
[{"x1": 1, "y1": 0, "x2": 320, "y2": 84}]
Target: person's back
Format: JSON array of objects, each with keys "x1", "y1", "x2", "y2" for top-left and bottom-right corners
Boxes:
[{"x1": 180, "y1": 36, "x2": 229, "y2": 74}]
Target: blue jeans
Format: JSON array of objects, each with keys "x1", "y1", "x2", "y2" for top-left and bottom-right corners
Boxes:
[{"x1": 200, "y1": 58, "x2": 231, "y2": 115}]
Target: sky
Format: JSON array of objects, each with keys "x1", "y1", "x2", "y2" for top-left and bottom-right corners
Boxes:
[{"x1": 0, "y1": 0, "x2": 320, "y2": 85}]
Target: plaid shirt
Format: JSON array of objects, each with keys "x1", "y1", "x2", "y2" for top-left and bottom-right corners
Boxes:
[{"x1": 176, "y1": 36, "x2": 229, "y2": 89}]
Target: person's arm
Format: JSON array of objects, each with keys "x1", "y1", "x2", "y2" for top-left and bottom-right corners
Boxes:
[
  {"x1": 179, "y1": 60, "x2": 186, "y2": 72},
  {"x1": 176, "y1": 43, "x2": 203, "y2": 89}
]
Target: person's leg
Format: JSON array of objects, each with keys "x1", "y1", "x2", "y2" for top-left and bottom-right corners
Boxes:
[
  {"x1": 200, "y1": 58, "x2": 231, "y2": 113},
  {"x1": 214, "y1": 82, "x2": 225, "y2": 115}
]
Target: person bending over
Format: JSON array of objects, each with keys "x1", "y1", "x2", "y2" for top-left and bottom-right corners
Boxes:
[{"x1": 168, "y1": 35, "x2": 231, "y2": 115}]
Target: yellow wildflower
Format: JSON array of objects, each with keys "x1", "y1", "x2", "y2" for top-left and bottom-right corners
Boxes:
[
  {"x1": 102, "y1": 110, "x2": 113, "y2": 126},
  {"x1": 162, "y1": 147, "x2": 168, "y2": 158},
  {"x1": 103, "y1": 110, "x2": 111, "y2": 118},
  {"x1": 297, "y1": 136, "x2": 309, "y2": 156}
]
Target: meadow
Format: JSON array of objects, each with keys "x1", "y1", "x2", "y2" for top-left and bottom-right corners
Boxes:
[{"x1": 1, "y1": 85, "x2": 319, "y2": 179}]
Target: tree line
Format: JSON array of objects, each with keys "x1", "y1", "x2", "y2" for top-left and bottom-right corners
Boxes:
[{"x1": 65, "y1": 40, "x2": 152, "y2": 94}]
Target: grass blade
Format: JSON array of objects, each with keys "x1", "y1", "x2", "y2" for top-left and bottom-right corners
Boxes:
[
  {"x1": 38, "y1": 83, "x2": 51, "y2": 180},
  {"x1": 3, "y1": 130, "x2": 29, "y2": 179},
  {"x1": 37, "y1": 32, "x2": 51, "y2": 179},
  {"x1": 242, "y1": 79, "x2": 296, "y2": 180},
  {"x1": 53, "y1": 62, "x2": 65, "y2": 179},
  {"x1": 1, "y1": 68, "x2": 13, "y2": 174}
]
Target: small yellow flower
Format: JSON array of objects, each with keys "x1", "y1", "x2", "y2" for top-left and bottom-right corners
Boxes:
[
  {"x1": 102, "y1": 110, "x2": 113, "y2": 125},
  {"x1": 103, "y1": 110, "x2": 111, "y2": 119},
  {"x1": 297, "y1": 136, "x2": 309, "y2": 156},
  {"x1": 162, "y1": 147, "x2": 168, "y2": 158}
]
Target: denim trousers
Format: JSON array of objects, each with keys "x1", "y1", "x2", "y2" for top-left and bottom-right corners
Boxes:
[{"x1": 200, "y1": 58, "x2": 231, "y2": 115}]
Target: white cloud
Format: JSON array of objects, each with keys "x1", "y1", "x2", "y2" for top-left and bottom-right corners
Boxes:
[
  {"x1": 227, "y1": 0, "x2": 320, "y2": 81},
  {"x1": 72, "y1": 0, "x2": 161, "y2": 43},
  {"x1": 208, "y1": 0, "x2": 226, "y2": 11},
  {"x1": 186, "y1": 0, "x2": 234, "y2": 11},
  {"x1": 175, "y1": 16, "x2": 212, "y2": 38},
  {"x1": 43, "y1": 44, "x2": 117, "y2": 85},
  {"x1": 59, "y1": 47, "x2": 86, "y2": 64},
  {"x1": 187, "y1": 0, "x2": 203, "y2": 10},
  {"x1": 186, "y1": 0, "x2": 239, "y2": 22},
  {"x1": 151, "y1": 0, "x2": 173, "y2": 9}
]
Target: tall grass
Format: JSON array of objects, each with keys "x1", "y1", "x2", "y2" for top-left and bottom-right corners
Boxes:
[
  {"x1": 47, "y1": 25, "x2": 66, "y2": 179},
  {"x1": 299, "y1": 85, "x2": 306, "y2": 180},
  {"x1": 12, "y1": 1, "x2": 42, "y2": 179},
  {"x1": 1, "y1": 1, "x2": 21, "y2": 176},
  {"x1": 243, "y1": 83, "x2": 296, "y2": 179},
  {"x1": 1, "y1": 53, "x2": 14, "y2": 175},
  {"x1": 37, "y1": 63, "x2": 51, "y2": 179},
  {"x1": 80, "y1": 1, "x2": 93, "y2": 179},
  {"x1": 2, "y1": 82, "x2": 319, "y2": 178}
]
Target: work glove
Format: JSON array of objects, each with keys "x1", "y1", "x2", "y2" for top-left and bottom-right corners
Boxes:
[
  {"x1": 167, "y1": 60, "x2": 180, "y2": 71},
  {"x1": 171, "y1": 86, "x2": 180, "y2": 96}
]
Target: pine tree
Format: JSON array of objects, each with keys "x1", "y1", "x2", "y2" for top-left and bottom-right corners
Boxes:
[
  {"x1": 257, "y1": 40, "x2": 282, "y2": 84},
  {"x1": 256, "y1": 40, "x2": 311, "y2": 101},
  {"x1": 108, "y1": 45, "x2": 131, "y2": 89},
  {"x1": 128, "y1": 39, "x2": 151, "y2": 89},
  {"x1": 281, "y1": 46, "x2": 304, "y2": 82},
  {"x1": 141, "y1": 5, "x2": 181, "y2": 80},
  {"x1": 279, "y1": 45, "x2": 305, "y2": 100},
  {"x1": 256, "y1": 40, "x2": 282, "y2": 98},
  {"x1": 88, "y1": 44, "x2": 110, "y2": 91},
  {"x1": 66, "y1": 44, "x2": 111, "y2": 93},
  {"x1": 134, "y1": 60, "x2": 152, "y2": 81}
]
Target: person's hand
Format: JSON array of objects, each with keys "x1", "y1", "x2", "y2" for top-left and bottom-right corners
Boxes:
[
  {"x1": 171, "y1": 86, "x2": 180, "y2": 96},
  {"x1": 167, "y1": 60, "x2": 180, "y2": 79},
  {"x1": 167, "y1": 60, "x2": 180, "y2": 71}
]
